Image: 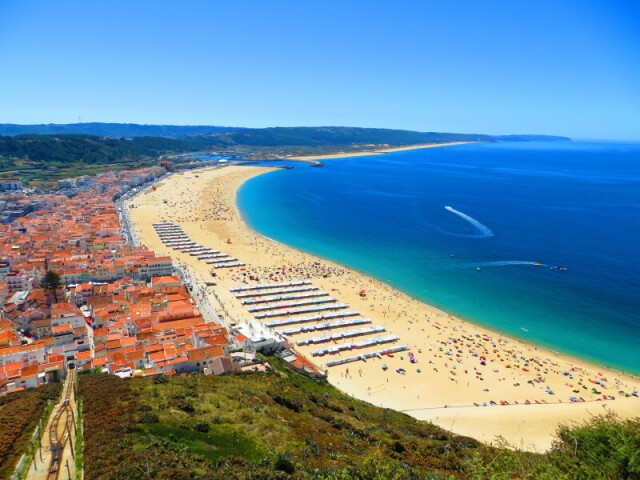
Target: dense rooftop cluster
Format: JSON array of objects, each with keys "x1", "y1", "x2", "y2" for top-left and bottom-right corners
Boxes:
[{"x1": 0, "y1": 167, "x2": 266, "y2": 395}]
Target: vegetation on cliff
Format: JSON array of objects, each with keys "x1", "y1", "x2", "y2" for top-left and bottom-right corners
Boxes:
[
  {"x1": 76, "y1": 358, "x2": 637, "y2": 480},
  {"x1": 77, "y1": 362, "x2": 482, "y2": 480}
]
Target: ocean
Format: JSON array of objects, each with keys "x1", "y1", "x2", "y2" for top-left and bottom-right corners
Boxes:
[{"x1": 237, "y1": 141, "x2": 640, "y2": 375}]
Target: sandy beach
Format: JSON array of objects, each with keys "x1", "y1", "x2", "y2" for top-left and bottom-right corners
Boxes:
[
  {"x1": 289, "y1": 142, "x2": 473, "y2": 160},
  {"x1": 127, "y1": 161, "x2": 640, "y2": 452}
]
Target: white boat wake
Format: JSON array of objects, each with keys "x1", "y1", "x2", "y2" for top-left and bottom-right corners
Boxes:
[
  {"x1": 466, "y1": 261, "x2": 547, "y2": 268},
  {"x1": 444, "y1": 206, "x2": 494, "y2": 238},
  {"x1": 446, "y1": 260, "x2": 547, "y2": 270}
]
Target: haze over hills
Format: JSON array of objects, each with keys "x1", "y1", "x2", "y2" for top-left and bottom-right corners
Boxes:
[
  {"x1": 0, "y1": 123, "x2": 571, "y2": 143},
  {"x1": 0, "y1": 122, "x2": 243, "y2": 138},
  {"x1": 204, "y1": 126, "x2": 495, "y2": 146}
]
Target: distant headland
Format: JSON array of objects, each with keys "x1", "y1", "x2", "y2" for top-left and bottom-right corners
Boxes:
[{"x1": 0, "y1": 124, "x2": 570, "y2": 183}]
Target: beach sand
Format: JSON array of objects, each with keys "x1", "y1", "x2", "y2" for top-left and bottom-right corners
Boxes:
[
  {"x1": 289, "y1": 142, "x2": 473, "y2": 160},
  {"x1": 127, "y1": 162, "x2": 640, "y2": 452}
]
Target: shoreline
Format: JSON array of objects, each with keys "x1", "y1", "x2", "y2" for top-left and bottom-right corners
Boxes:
[
  {"x1": 243, "y1": 223, "x2": 637, "y2": 378},
  {"x1": 237, "y1": 166, "x2": 638, "y2": 379},
  {"x1": 127, "y1": 160, "x2": 640, "y2": 452},
  {"x1": 288, "y1": 141, "x2": 473, "y2": 160}
]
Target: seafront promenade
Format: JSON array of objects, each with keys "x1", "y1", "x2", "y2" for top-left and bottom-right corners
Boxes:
[{"x1": 126, "y1": 164, "x2": 640, "y2": 451}]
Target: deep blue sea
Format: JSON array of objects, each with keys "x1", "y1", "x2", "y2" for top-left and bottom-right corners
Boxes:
[{"x1": 238, "y1": 142, "x2": 640, "y2": 375}]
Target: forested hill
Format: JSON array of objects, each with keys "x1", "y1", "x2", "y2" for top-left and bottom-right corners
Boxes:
[
  {"x1": 204, "y1": 126, "x2": 494, "y2": 146},
  {"x1": 0, "y1": 127, "x2": 571, "y2": 171},
  {"x1": 0, "y1": 122, "x2": 242, "y2": 138},
  {"x1": 0, "y1": 134, "x2": 190, "y2": 165}
]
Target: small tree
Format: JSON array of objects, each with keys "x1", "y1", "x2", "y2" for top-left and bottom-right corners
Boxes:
[{"x1": 40, "y1": 270, "x2": 62, "y2": 303}]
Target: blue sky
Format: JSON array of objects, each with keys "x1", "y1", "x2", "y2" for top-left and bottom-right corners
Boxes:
[{"x1": 1, "y1": 0, "x2": 639, "y2": 140}]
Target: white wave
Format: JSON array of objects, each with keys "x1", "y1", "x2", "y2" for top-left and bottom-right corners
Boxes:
[{"x1": 444, "y1": 206, "x2": 494, "y2": 238}]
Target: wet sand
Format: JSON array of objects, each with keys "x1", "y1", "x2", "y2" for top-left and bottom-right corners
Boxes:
[{"x1": 127, "y1": 164, "x2": 640, "y2": 452}]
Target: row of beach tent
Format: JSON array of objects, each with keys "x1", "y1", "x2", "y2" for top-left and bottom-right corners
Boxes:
[
  {"x1": 197, "y1": 253, "x2": 223, "y2": 259},
  {"x1": 153, "y1": 222, "x2": 245, "y2": 269},
  {"x1": 207, "y1": 257, "x2": 239, "y2": 264},
  {"x1": 265, "y1": 310, "x2": 360, "y2": 327},
  {"x1": 325, "y1": 345, "x2": 409, "y2": 367},
  {"x1": 311, "y1": 334, "x2": 400, "y2": 356},
  {"x1": 255, "y1": 303, "x2": 349, "y2": 319},
  {"x1": 214, "y1": 262, "x2": 245, "y2": 269},
  {"x1": 230, "y1": 281, "x2": 312, "y2": 292},
  {"x1": 228, "y1": 279, "x2": 404, "y2": 367},
  {"x1": 297, "y1": 326, "x2": 385, "y2": 346},
  {"x1": 241, "y1": 291, "x2": 328, "y2": 305},
  {"x1": 247, "y1": 297, "x2": 337, "y2": 313},
  {"x1": 279, "y1": 317, "x2": 372, "y2": 336},
  {"x1": 235, "y1": 285, "x2": 319, "y2": 299}
]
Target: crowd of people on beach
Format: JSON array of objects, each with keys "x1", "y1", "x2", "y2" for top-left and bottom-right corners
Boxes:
[
  {"x1": 207, "y1": 187, "x2": 233, "y2": 221},
  {"x1": 230, "y1": 261, "x2": 349, "y2": 284},
  {"x1": 148, "y1": 180, "x2": 234, "y2": 224}
]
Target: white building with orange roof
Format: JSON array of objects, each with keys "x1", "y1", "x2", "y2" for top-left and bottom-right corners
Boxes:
[
  {"x1": 138, "y1": 257, "x2": 173, "y2": 280},
  {"x1": 52, "y1": 323, "x2": 74, "y2": 346},
  {"x1": 151, "y1": 275, "x2": 181, "y2": 290},
  {"x1": 185, "y1": 345, "x2": 225, "y2": 372},
  {"x1": 50, "y1": 302, "x2": 85, "y2": 329},
  {"x1": 5, "y1": 364, "x2": 40, "y2": 391},
  {"x1": 0, "y1": 342, "x2": 45, "y2": 366},
  {"x1": 5, "y1": 272, "x2": 33, "y2": 293}
]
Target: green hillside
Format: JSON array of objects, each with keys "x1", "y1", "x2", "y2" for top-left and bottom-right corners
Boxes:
[
  {"x1": 78, "y1": 363, "x2": 482, "y2": 480},
  {"x1": 202, "y1": 126, "x2": 494, "y2": 146},
  {"x1": 0, "y1": 134, "x2": 187, "y2": 166},
  {"x1": 0, "y1": 123, "x2": 242, "y2": 138},
  {"x1": 77, "y1": 358, "x2": 639, "y2": 480},
  {"x1": 0, "y1": 127, "x2": 571, "y2": 183}
]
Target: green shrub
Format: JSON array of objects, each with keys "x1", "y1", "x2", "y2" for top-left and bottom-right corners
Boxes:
[
  {"x1": 274, "y1": 452, "x2": 295, "y2": 474},
  {"x1": 194, "y1": 422, "x2": 210, "y2": 433},
  {"x1": 168, "y1": 394, "x2": 195, "y2": 413},
  {"x1": 139, "y1": 412, "x2": 159, "y2": 424},
  {"x1": 152, "y1": 375, "x2": 168, "y2": 384}
]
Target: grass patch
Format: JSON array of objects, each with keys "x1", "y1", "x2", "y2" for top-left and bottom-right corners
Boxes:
[
  {"x1": 75, "y1": 398, "x2": 84, "y2": 480},
  {"x1": 79, "y1": 371, "x2": 640, "y2": 480},
  {"x1": 142, "y1": 424, "x2": 265, "y2": 463}
]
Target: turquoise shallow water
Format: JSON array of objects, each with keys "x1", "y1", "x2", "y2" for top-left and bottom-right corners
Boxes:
[{"x1": 237, "y1": 142, "x2": 640, "y2": 375}]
